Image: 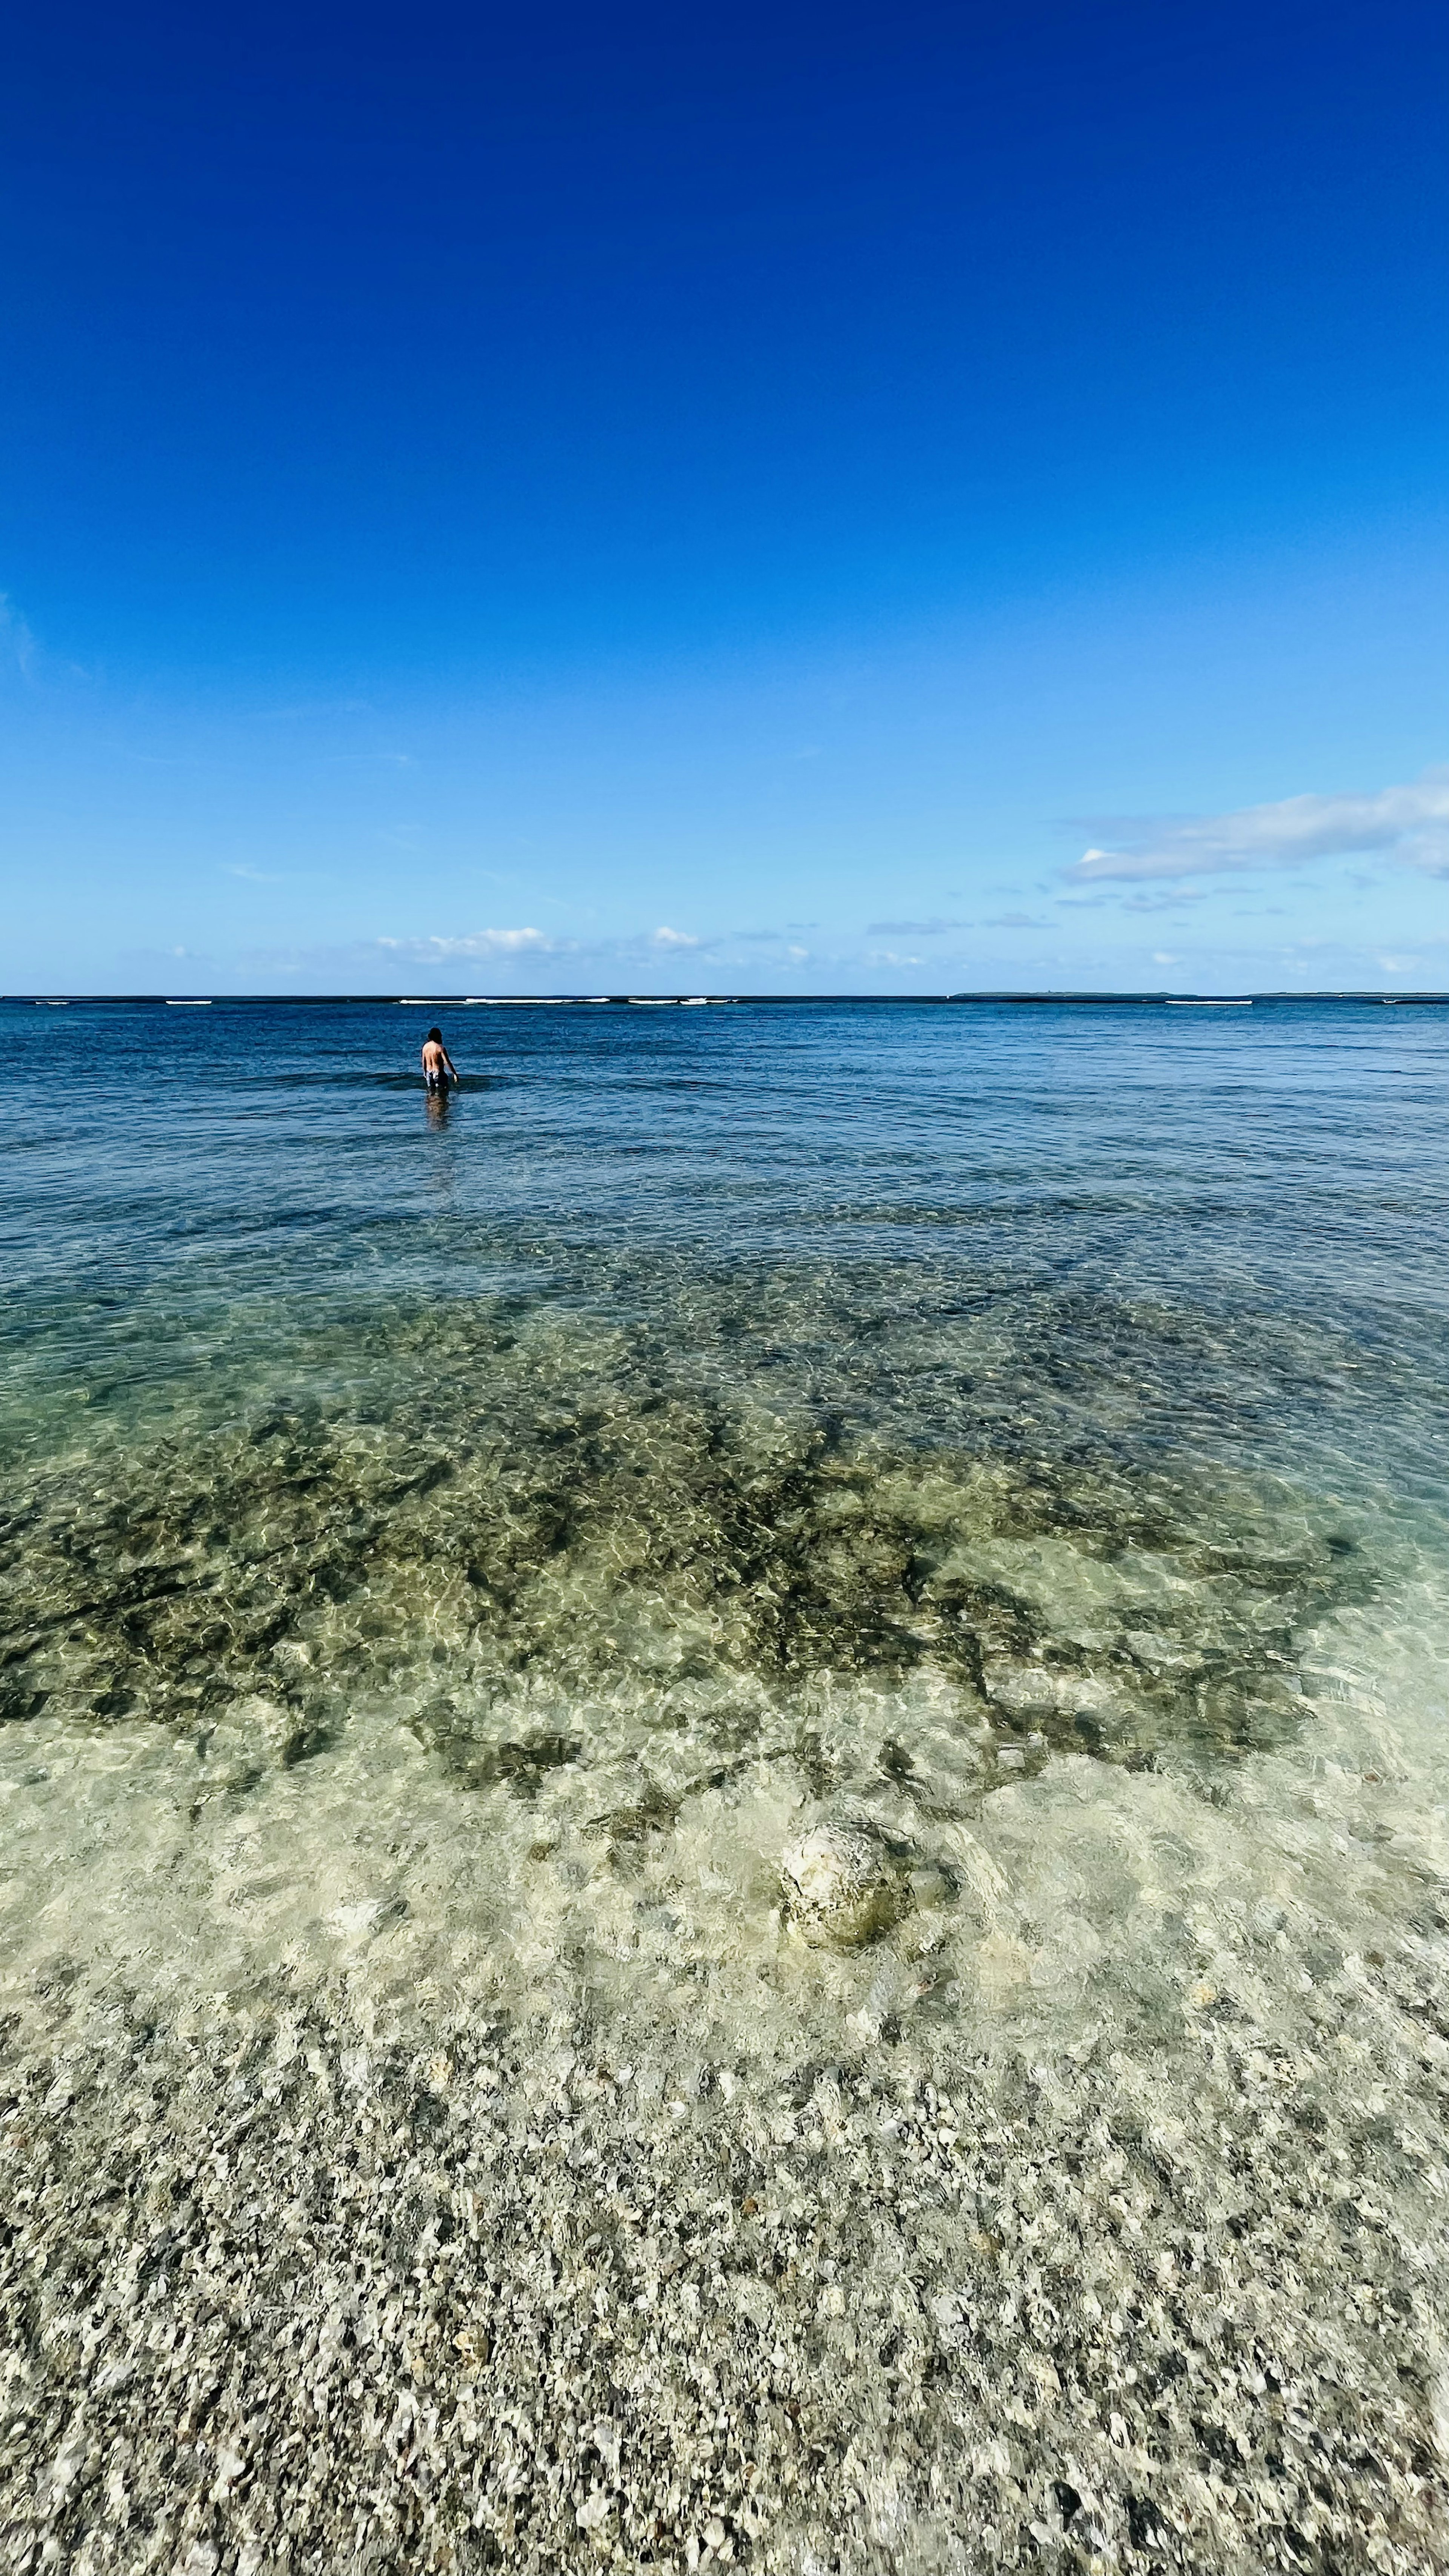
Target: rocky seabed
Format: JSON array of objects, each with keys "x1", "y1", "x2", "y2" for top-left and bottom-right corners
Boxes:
[{"x1": 3, "y1": 1935, "x2": 1448, "y2": 2576}]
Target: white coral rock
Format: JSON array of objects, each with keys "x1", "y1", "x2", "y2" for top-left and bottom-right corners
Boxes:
[{"x1": 780, "y1": 1824, "x2": 906, "y2": 1947}]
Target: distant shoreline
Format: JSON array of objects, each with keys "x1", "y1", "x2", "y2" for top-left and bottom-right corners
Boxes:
[{"x1": 6, "y1": 990, "x2": 1449, "y2": 1008}]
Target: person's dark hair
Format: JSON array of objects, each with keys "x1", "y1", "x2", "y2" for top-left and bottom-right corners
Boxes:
[{"x1": 426, "y1": 1026, "x2": 443, "y2": 1043}]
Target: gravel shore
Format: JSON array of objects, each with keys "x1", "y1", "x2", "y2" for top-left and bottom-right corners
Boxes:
[{"x1": 4, "y1": 1933, "x2": 1447, "y2": 2576}]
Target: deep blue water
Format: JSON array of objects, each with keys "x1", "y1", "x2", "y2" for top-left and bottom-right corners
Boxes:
[{"x1": 3, "y1": 996, "x2": 1447, "y2": 1504}]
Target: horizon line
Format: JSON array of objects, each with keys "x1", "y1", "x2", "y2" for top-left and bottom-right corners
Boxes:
[{"x1": 5, "y1": 989, "x2": 1449, "y2": 1009}]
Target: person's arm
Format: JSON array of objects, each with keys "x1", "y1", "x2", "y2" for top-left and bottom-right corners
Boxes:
[{"x1": 443, "y1": 1050, "x2": 459, "y2": 1080}]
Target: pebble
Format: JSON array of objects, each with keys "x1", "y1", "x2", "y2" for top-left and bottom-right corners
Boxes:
[{"x1": 2, "y1": 1973, "x2": 1443, "y2": 2576}]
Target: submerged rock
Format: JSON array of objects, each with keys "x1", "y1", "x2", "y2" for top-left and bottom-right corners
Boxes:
[
  {"x1": 981, "y1": 1661, "x2": 1061, "y2": 1721},
  {"x1": 781, "y1": 1822, "x2": 908, "y2": 1947},
  {"x1": 0, "y1": 1289, "x2": 1368, "y2": 1789}
]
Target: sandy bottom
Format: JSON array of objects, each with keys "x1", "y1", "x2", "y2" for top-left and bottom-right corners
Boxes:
[{"x1": 4, "y1": 1589, "x2": 1449, "y2": 2575}]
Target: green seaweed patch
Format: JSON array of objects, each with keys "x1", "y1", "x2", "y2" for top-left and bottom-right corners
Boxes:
[
  {"x1": 408, "y1": 1701, "x2": 581, "y2": 1798},
  {"x1": 0, "y1": 1339, "x2": 1369, "y2": 1785}
]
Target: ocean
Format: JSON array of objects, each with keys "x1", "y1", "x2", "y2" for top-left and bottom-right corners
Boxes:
[{"x1": 3, "y1": 995, "x2": 1448, "y2": 2572}]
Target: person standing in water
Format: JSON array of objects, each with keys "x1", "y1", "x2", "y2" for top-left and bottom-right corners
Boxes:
[{"x1": 421, "y1": 1026, "x2": 459, "y2": 1094}]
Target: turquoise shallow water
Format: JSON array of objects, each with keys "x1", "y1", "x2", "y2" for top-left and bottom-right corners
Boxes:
[
  {"x1": 5, "y1": 998, "x2": 1449, "y2": 2572},
  {"x1": 5, "y1": 997, "x2": 1449, "y2": 1473},
  {"x1": 4, "y1": 994, "x2": 1449, "y2": 2039}
]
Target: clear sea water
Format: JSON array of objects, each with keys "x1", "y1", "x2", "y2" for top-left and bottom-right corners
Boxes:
[{"x1": 3, "y1": 993, "x2": 1449, "y2": 2081}]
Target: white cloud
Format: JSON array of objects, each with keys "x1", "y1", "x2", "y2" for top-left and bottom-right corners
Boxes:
[
  {"x1": 651, "y1": 926, "x2": 698, "y2": 947},
  {"x1": 377, "y1": 928, "x2": 555, "y2": 958},
  {"x1": 1071, "y1": 773, "x2": 1449, "y2": 884}
]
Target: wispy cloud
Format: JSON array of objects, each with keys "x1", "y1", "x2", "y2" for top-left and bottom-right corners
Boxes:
[
  {"x1": 1057, "y1": 886, "x2": 1209, "y2": 915},
  {"x1": 377, "y1": 928, "x2": 556, "y2": 959},
  {"x1": 0, "y1": 591, "x2": 38, "y2": 677},
  {"x1": 1070, "y1": 773, "x2": 1449, "y2": 883},
  {"x1": 865, "y1": 917, "x2": 966, "y2": 935},
  {"x1": 361, "y1": 925, "x2": 715, "y2": 966}
]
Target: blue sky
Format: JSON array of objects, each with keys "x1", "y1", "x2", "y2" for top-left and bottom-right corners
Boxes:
[{"x1": 3, "y1": 0, "x2": 1445, "y2": 993}]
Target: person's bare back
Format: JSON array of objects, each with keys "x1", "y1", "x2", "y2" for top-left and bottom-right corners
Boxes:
[{"x1": 421, "y1": 1026, "x2": 458, "y2": 1093}]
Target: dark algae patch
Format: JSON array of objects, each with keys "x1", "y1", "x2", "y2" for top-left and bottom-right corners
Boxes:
[{"x1": 0, "y1": 1294, "x2": 1367, "y2": 1795}]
